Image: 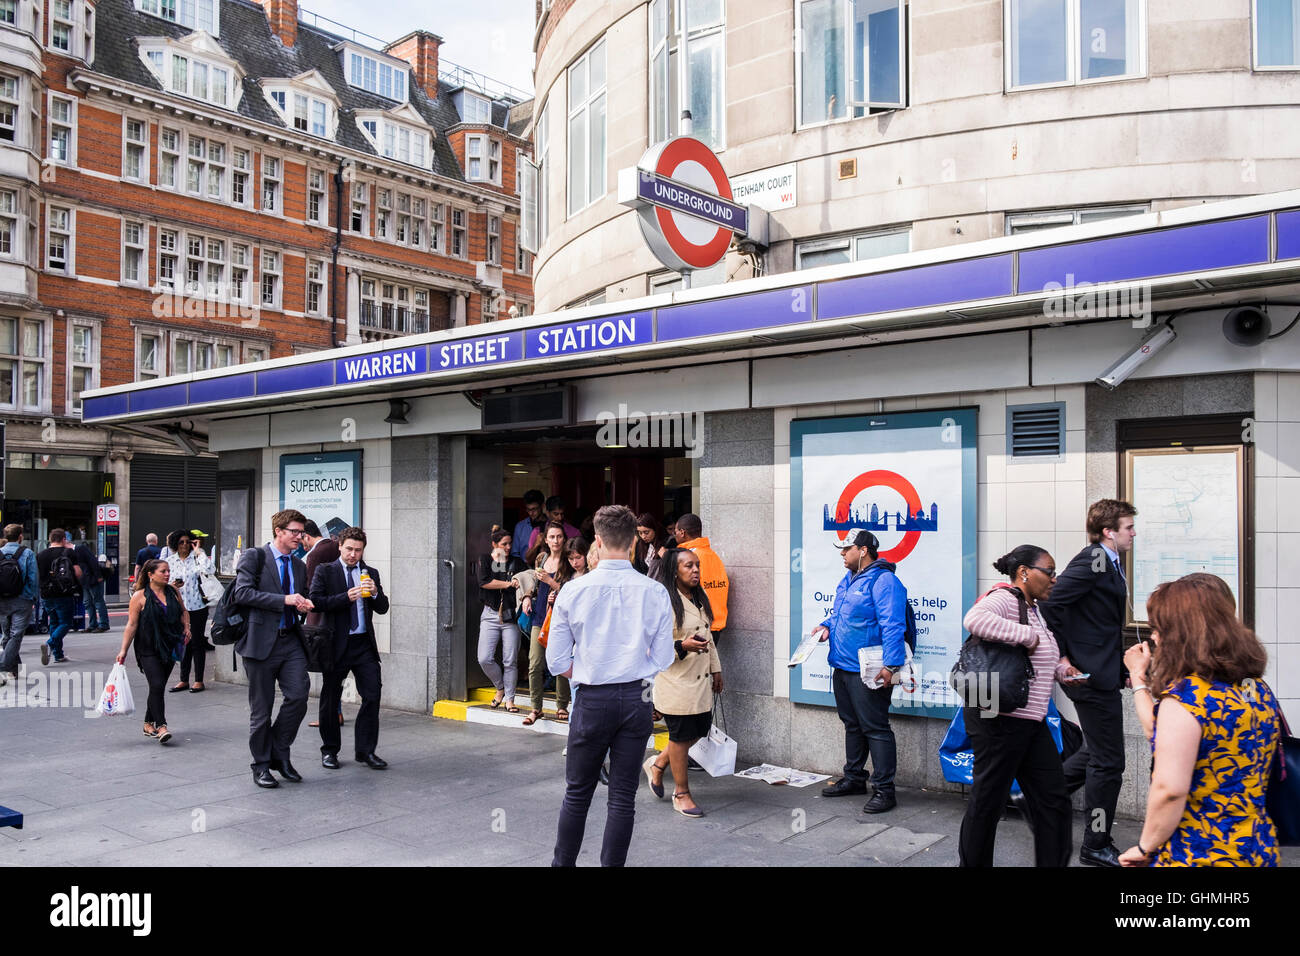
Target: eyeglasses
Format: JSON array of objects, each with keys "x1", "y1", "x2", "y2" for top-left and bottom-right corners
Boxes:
[
  {"x1": 283, "y1": 528, "x2": 305, "y2": 537},
  {"x1": 1030, "y1": 565, "x2": 1057, "y2": 579}
]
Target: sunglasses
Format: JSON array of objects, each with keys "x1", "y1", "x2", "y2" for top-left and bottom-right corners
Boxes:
[{"x1": 1029, "y1": 565, "x2": 1057, "y2": 579}]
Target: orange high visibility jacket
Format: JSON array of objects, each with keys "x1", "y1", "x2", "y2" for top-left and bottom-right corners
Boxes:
[{"x1": 676, "y1": 536, "x2": 729, "y2": 631}]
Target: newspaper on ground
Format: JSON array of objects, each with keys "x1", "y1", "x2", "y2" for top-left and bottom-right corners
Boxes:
[
  {"x1": 734, "y1": 763, "x2": 832, "y2": 787},
  {"x1": 788, "y1": 632, "x2": 822, "y2": 668}
]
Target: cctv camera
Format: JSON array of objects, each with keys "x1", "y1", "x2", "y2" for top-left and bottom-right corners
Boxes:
[
  {"x1": 1094, "y1": 323, "x2": 1176, "y2": 390},
  {"x1": 1222, "y1": 306, "x2": 1270, "y2": 347}
]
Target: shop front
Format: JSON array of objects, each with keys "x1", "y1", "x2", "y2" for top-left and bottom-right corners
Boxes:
[{"x1": 82, "y1": 190, "x2": 1300, "y2": 816}]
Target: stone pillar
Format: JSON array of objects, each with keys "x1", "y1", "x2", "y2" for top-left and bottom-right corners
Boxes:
[
  {"x1": 345, "y1": 269, "x2": 361, "y2": 344},
  {"x1": 107, "y1": 449, "x2": 133, "y2": 599},
  {"x1": 451, "y1": 291, "x2": 468, "y2": 328}
]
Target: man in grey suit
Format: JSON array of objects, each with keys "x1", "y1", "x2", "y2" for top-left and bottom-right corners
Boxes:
[{"x1": 233, "y1": 508, "x2": 315, "y2": 789}]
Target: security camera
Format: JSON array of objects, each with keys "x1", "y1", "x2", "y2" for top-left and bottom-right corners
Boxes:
[
  {"x1": 1094, "y1": 323, "x2": 1176, "y2": 390},
  {"x1": 1222, "y1": 306, "x2": 1270, "y2": 347}
]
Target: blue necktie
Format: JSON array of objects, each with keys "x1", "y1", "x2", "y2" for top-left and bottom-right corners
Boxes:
[
  {"x1": 280, "y1": 555, "x2": 293, "y2": 629},
  {"x1": 347, "y1": 565, "x2": 359, "y2": 632}
]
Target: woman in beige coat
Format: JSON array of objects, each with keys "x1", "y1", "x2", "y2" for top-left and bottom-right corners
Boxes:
[{"x1": 645, "y1": 548, "x2": 723, "y2": 818}]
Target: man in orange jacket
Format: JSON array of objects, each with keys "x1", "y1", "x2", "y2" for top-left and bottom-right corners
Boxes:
[{"x1": 672, "y1": 514, "x2": 728, "y2": 633}]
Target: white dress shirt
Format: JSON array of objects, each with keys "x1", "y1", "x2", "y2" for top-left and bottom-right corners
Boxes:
[{"x1": 545, "y1": 558, "x2": 675, "y2": 690}]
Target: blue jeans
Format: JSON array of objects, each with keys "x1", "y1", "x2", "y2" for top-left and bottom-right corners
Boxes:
[
  {"x1": 0, "y1": 596, "x2": 32, "y2": 674},
  {"x1": 552, "y1": 680, "x2": 652, "y2": 867},
  {"x1": 82, "y1": 581, "x2": 109, "y2": 629},
  {"x1": 44, "y1": 597, "x2": 75, "y2": 659}
]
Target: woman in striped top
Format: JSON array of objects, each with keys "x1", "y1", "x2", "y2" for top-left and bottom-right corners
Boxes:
[{"x1": 957, "y1": 544, "x2": 1086, "y2": 867}]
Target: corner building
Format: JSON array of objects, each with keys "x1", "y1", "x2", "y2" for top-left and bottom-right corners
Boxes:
[
  {"x1": 0, "y1": 0, "x2": 532, "y2": 590},
  {"x1": 85, "y1": 0, "x2": 1300, "y2": 823}
]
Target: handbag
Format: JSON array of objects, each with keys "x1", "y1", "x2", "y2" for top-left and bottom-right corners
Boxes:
[
  {"x1": 497, "y1": 600, "x2": 516, "y2": 625},
  {"x1": 688, "y1": 698, "x2": 738, "y2": 777},
  {"x1": 949, "y1": 585, "x2": 1035, "y2": 714},
  {"x1": 301, "y1": 622, "x2": 334, "y2": 673},
  {"x1": 200, "y1": 569, "x2": 224, "y2": 605},
  {"x1": 938, "y1": 699, "x2": 1065, "y2": 794},
  {"x1": 537, "y1": 605, "x2": 553, "y2": 648},
  {"x1": 1265, "y1": 686, "x2": 1300, "y2": 847}
]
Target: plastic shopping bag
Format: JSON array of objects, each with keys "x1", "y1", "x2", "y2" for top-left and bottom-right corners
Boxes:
[
  {"x1": 938, "y1": 699, "x2": 1063, "y2": 794},
  {"x1": 95, "y1": 662, "x2": 136, "y2": 717},
  {"x1": 689, "y1": 721, "x2": 738, "y2": 777}
]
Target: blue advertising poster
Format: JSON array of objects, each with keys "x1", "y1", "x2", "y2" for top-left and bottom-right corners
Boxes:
[
  {"x1": 789, "y1": 409, "x2": 977, "y2": 718},
  {"x1": 279, "y1": 450, "x2": 363, "y2": 539}
]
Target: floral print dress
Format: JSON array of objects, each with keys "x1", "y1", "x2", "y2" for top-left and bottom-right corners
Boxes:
[{"x1": 1150, "y1": 676, "x2": 1281, "y2": 867}]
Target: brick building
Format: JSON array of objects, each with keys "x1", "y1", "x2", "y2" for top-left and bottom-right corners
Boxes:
[{"x1": 0, "y1": 0, "x2": 532, "y2": 590}]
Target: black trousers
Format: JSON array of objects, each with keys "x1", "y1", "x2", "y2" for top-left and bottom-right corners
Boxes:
[
  {"x1": 1061, "y1": 683, "x2": 1125, "y2": 847},
  {"x1": 319, "y1": 637, "x2": 382, "y2": 757},
  {"x1": 552, "y1": 681, "x2": 652, "y2": 867},
  {"x1": 137, "y1": 653, "x2": 174, "y2": 726},
  {"x1": 242, "y1": 629, "x2": 310, "y2": 772},
  {"x1": 831, "y1": 667, "x2": 896, "y2": 793},
  {"x1": 958, "y1": 709, "x2": 1073, "y2": 867},
  {"x1": 178, "y1": 606, "x2": 209, "y2": 683}
]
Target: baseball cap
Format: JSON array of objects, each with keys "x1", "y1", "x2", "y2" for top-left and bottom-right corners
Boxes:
[
  {"x1": 189, "y1": 529, "x2": 209, "y2": 539},
  {"x1": 836, "y1": 529, "x2": 879, "y2": 552}
]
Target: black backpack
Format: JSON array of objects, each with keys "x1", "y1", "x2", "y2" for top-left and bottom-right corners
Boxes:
[
  {"x1": 46, "y1": 551, "x2": 80, "y2": 597},
  {"x1": 210, "y1": 547, "x2": 266, "y2": 646},
  {"x1": 0, "y1": 546, "x2": 27, "y2": 598}
]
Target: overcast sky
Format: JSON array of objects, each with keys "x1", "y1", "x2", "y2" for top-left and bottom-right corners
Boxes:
[{"x1": 298, "y1": 0, "x2": 536, "y2": 98}]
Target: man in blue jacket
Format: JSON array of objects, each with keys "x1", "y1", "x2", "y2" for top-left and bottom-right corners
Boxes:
[{"x1": 813, "y1": 529, "x2": 908, "y2": 813}]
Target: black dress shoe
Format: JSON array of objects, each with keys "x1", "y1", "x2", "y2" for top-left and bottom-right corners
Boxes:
[
  {"x1": 253, "y1": 769, "x2": 279, "y2": 789},
  {"x1": 1080, "y1": 842, "x2": 1122, "y2": 867},
  {"x1": 355, "y1": 752, "x2": 387, "y2": 769},
  {"x1": 321, "y1": 753, "x2": 340, "y2": 770},
  {"x1": 270, "y1": 759, "x2": 303, "y2": 782},
  {"x1": 862, "y1": 790, "x2": 897, "y2": 814},
  {"x1": 822, "y1": 778, "x2": 869, "y2": 798},
  {"x1": 1009, "y1": 790, "x2": 1036, "y2": 833}
]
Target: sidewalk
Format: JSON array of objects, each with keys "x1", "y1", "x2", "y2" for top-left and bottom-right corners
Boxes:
[{"x1": 1, "y1": 631, "x2": 1291, "y2": 867}]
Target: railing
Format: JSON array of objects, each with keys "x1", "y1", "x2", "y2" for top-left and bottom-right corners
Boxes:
[{"x1": 359, "y1": 303, "x2": 432, "y2": 336}]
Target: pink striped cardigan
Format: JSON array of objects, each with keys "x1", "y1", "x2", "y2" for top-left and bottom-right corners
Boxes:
[{"x1": 962, "y1": 586, "x2": 1071, "y2": 722}]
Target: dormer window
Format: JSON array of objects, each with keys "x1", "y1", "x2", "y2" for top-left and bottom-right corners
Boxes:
[
  {"x1": 456, "y1": 91, "x2": 491, "y2": 124},
  {"x1": 261, "y1": 72, "x2": 339, "y2": 139},
  {"x1": 135, "y1": 0, "x2": 218, "y2": 36},
  {"x1": 139, "y1": 37, "x2": 239, "y2": 110},
  {"x1": 355, "y1": 106, "x2": 432, "y2": 169},
  {"x1": 345, "y1": 49, "x2": 408, "y2": 101}
]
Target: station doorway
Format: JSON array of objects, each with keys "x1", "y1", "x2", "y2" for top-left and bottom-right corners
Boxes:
[{"x1": 455, "y1": 425, "x2": 695, "y2": 702}]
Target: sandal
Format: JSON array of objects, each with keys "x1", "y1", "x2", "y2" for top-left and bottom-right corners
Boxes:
[
  {"x1": 142, "y1": 723, "x2": 157, "y2": 737},
  {"x1": 308, "y1": 720, "x2": 320, "y2": 728},
  {"x1": 169, "y1": 682, "x2": 190, "y2": 693},
  {"x1": 505, "y1": 703, "x2": 520, "y2": 714},
  {"x1": 643, "y1": 755, "x2": 665, "y2": 799},
  {"x1": 672, "y1": 791, "x2": 704, "y2": 818},
  {"x1": 555, "y1": 708, "x2": 569, "y2": 722},
  {"x1": 521, "y1": 709, "x2": 543, "y2": 726},
  {"x1": 489, "y1": 693, "x2": 505, "y2": 709},
  {"x1": 156, "y1": 726, "x2": 173, "y2": 744}
]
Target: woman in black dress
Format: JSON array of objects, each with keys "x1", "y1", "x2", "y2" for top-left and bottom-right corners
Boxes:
[{"x1": 115, "y1": 559, "x2": 190, "y2": 744}]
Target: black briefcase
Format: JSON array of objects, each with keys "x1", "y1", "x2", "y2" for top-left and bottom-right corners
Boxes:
[{"x1": 301, "y1": 622, "x2": 335, "y2": 673}]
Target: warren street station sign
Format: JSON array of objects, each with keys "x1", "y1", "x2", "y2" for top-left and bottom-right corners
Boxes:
[{"x1": 618, "y1": 135, "x2": 768, "y2": 273}]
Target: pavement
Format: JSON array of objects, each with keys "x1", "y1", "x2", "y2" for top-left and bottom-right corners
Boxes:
[{"x1": 2, "y1": 627, "x2": 1294, "y2": 868}]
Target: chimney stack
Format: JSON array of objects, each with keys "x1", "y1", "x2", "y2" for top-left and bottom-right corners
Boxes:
[
  {"x1": 260, "y1": 0, "x2": 297, "y2": 48},
  {"x1": 385, "y1": 31, "x2": 443, "y2": 100}
]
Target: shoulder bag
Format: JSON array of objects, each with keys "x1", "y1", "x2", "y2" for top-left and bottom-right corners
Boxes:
[{"x1": 949, "y1": 585, "x2": 1035, "y2": 714}]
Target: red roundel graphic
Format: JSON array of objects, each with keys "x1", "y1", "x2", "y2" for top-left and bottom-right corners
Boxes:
[
  {"x1": 652, "y1": 138, "x2": 735, "y2": 270},
  {"x1": 833, "y1": 470, "x2": 924, "y2": 564}
]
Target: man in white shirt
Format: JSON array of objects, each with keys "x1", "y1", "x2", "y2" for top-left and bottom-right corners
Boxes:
[{"x1": 546, "y1": 504, "x2": 675, "y2": 867}]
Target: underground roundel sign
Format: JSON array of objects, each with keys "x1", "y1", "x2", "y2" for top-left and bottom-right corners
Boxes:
[{"x1": 621, "y1": 136, "x2": 749, "y2": 273}]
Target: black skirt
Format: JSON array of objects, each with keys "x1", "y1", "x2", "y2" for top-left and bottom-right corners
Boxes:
[{"x1": 662, "y1": 711, "x2": 712, "y2": 743}]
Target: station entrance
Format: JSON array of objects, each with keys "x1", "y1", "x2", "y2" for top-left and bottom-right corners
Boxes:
[{"x1": 454, "y1": 425, "x2": 694, "y2": 703}]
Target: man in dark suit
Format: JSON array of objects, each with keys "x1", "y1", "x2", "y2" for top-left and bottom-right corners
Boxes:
[
  {"x1": 308, "y1": 526, "x2": 389, "y2": 769},
  {"x1": 1040, "y1": 498, "x2": 1137, "y2": 867},
  {"x1": 233, "y1": 508, "x2": 315, "y2": 789}
]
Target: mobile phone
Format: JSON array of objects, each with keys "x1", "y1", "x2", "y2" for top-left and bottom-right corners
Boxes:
[{"x1": 1065, "y1": 672, "x2": 1091, "y2": 682}]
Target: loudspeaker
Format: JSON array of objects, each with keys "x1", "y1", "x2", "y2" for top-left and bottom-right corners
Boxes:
[{"x1": 1222, "y1": 306, "x2": 1271, "y2": 347}]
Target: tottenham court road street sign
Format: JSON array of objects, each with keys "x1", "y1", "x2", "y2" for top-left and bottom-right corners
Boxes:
[{"x1": 618, "y1": 136, "x2": 762, "y2": 273}]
